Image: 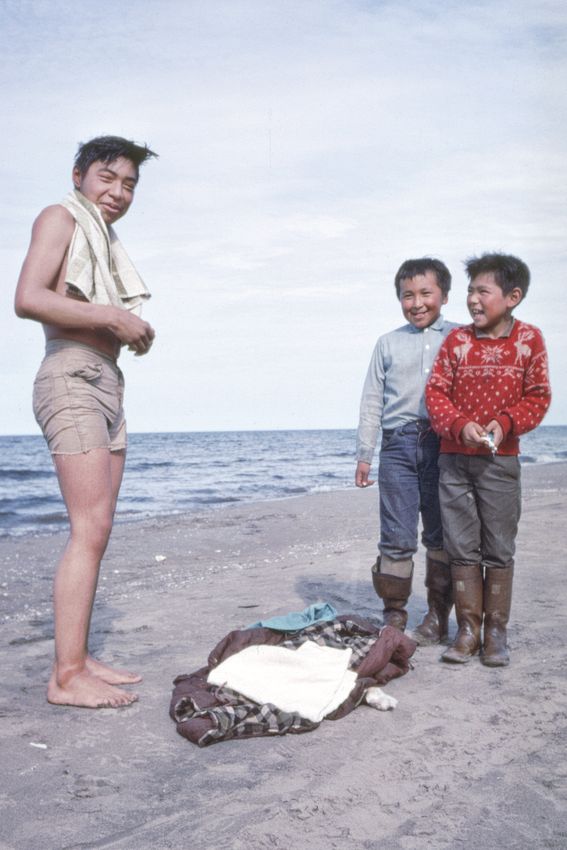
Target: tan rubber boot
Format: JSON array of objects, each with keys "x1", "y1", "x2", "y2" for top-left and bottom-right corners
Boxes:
[
  {"x1": 371, "y1": 558, "x2": 413, "y2": 632},
  {"x1": 441, "y1": 564, "x2": 483, "y2": 663},
  {"x1": 414, "y1": 552, "x2": 453, "y2": 645},
  {"x1": 482, "y1": 565, "x2": 513, "y2": 667}
]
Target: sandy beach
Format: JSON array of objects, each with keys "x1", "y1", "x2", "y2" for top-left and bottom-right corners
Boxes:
[{"x1": 1, "y1": 462, "x2": 566, "y2": 850}]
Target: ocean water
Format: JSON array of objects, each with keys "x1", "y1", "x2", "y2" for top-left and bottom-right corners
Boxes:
[{"x1": 1, "y1": 426, "x2": 566, "y2": 538}]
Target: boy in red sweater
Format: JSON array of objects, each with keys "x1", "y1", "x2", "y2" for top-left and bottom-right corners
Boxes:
[{"x1": 425, "y1": 254, "x2": 551, "y2": 666}]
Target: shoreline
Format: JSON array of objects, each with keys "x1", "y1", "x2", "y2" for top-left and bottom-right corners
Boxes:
[
  {"x1": 1, "y1": 462, "x2": 566, "y2": 849},
  {"x1": 4, "y1": 453, "x2": 567, "y2": 544}
]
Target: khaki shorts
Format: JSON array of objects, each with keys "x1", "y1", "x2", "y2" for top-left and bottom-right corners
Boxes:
[{"x1": 33, "y1": 340, "x2": 126, "y2": 455}]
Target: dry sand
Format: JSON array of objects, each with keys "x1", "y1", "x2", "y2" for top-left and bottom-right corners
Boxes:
[{"x1": 1, "y1": 462, "x2": 566, "y2": 850}]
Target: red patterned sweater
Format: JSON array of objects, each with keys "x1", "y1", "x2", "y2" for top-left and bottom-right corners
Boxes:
[{"x1": 425, "y1": 320, "x2": 551, "y2": 456}]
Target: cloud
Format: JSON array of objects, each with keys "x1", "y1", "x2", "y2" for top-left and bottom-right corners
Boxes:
[{"x1": 2, "y1": 0, "x2": 566, "y2": 433}]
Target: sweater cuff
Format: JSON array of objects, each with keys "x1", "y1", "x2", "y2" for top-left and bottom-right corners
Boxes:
[
  {"x1": 450, "y1": 417, "x2": 469, "y2": 444},
  {"x1": 496, "y1": 412, "x2": 513, "y2": 438}
]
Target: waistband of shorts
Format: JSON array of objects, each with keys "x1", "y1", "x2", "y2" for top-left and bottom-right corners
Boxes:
[{"x1": 44, "y1": 339, "x2": 119, "y2": 366}]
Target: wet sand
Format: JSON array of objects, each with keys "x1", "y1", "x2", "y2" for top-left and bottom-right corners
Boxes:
[{"x1": 1, "y1": 462, "x2": 566, "y2": 850}]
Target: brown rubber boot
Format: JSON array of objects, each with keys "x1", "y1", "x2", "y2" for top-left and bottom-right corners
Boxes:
[
  {"x1": 441, "y1": 564, "x2": 483, "y2": 663},
  {"x1": 482, "y1": 565, "x2": 513, "y2": 667},
  {"x1": 414, "y1": 554, "x2": 453, "y2": 645},
  {"x1": 371, "y1": 559, "x2": 412, "y2": 631}
]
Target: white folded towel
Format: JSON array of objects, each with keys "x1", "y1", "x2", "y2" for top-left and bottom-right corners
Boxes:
[{"x1": 207, "y1": 641, "x2": 357, "y2": 723}]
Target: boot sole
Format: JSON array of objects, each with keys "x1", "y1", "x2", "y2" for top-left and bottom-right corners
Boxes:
[
  {"x1": 481, "y1": 656, "x2": 510, "y2": 667},
  {"x1": 441, "y1": 650, "x2": 478, "y2": 664},
  {"x1": 412, "y1": 631, "x2": 449, "y2": 647}
]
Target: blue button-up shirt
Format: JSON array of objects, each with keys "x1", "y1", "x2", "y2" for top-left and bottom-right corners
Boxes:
[{"x1": 356, "y1": 316, "x2": 458, "y2": 464}]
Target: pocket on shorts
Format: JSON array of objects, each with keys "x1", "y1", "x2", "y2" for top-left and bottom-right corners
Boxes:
[{"x1": 65, "y1": 363, "x2": 103, "y2": 382}]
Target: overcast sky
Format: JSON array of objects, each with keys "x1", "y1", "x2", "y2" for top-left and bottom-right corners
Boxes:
[{"x1": 2, "y1": 0, "x2": 565, "y2": 435}]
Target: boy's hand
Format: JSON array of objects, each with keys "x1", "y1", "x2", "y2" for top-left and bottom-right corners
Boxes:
[
  {"x1": 485, "y1": 419, "x2": 504, "y2": 448},
  {"x1": 460, "y1": 421, "x2": 488, "y2": 448},
  {"x1": 355, "y1": 461, "x2": 376, "y2": 488}
]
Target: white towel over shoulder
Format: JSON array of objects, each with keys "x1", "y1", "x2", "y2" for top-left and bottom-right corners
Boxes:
[
  {"x1": 207, "y1": 641, "x2": 357, "y2": 723},
  {"x1": 61, "y1": 190, "x2": 150, "y2": 314}
]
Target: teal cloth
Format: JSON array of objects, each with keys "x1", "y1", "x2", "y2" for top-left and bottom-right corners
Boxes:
[{"x1": 247, "y1": 602, "x2": 338, "y2": 631}]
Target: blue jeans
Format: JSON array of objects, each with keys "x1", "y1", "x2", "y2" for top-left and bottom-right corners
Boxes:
[{"x1": 378, "y1": 420, "x2": 443, "y2": 561}]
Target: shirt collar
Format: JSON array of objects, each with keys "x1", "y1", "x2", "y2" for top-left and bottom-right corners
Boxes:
[
  {"x1": 408, "y1": 314, "x2": 446, "y2": 334},
  {"x1": 474, "y1": 317, "x2": 516, "y2": 339}
]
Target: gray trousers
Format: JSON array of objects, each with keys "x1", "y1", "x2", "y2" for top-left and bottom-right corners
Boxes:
[{"x1": 438, "y1": 454, "x2": 521, "y2": 570}]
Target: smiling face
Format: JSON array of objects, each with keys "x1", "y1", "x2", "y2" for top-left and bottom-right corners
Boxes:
[
  {"x1": 399, "y1": 271, "x2": 448, "y2": 329},
  {"x1": 72, "y1": 156, "x2": 138, "y2": 225},
  {"x1": 467, "y1": 272, "x2": 522, "y2": 338}
]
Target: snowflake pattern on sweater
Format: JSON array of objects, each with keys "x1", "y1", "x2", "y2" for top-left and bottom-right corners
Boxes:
[{"x1": 425, "y1": 320, "x2": 551, "y2": 456}]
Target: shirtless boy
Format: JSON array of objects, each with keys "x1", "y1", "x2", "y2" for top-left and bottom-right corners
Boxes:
[{"x1": 15, "y1": 136, "x2": 157, "y2": 708}]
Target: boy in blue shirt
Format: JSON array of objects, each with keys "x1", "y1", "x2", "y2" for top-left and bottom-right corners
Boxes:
[{"x1": 356, "y1": 258, "x2": 458, "y2": 640}]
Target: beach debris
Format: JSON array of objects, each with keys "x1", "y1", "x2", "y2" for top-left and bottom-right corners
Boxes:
[
  {"x1": 155, "y1": 555, "x2": 167, "y2": 562},
  {"x1": 29, "y1": 742, "x2": 48, "y2": 750},
  {"x1": 365, "y1": 687, "x2": 398, "y2": 711}
]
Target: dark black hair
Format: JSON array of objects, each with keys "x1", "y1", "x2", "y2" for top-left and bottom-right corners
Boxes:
[
  {"x1": 464, "y1": 253, "x2": 530, "y2": 298},
  {"x1": 394, "y1": 257, "x2": 452, "y2": 298},
  {"x1": 74, "y1": 135, "x2": 158, "y2": 178}
]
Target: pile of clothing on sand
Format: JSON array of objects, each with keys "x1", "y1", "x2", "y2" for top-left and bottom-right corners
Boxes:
[{"x1": 169, "y1": 605, "x2": 416, "y2": 747}]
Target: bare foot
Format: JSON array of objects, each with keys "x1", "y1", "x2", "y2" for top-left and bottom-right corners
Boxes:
[
  {"x1": 86, "y1": 656, "x2": 143, "y2": 685},
  {"x1": 47, "y1": 670, "x2": 138, "y2": 708}
]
